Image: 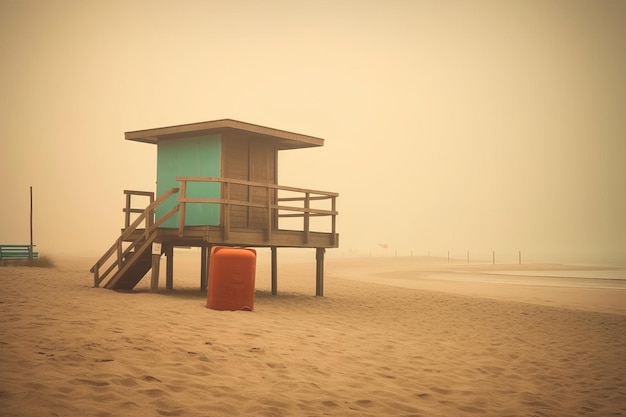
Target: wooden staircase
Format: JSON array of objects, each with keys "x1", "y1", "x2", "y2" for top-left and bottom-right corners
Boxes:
[
  {"x1": 91, "y1": 188, "x2": 179, "y2": 290},
  {"x1": 103, "y1": 233, "x2": 155, "y2": 290}
]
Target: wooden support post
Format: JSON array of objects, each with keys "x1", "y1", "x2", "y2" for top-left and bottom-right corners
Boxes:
[
  {"x1": 150, "y1": 253, "x2": 161, "y2": 292},
  {"x1": 201, "y1": 246, "x2": 209, "y2": 291},
  {"x1": 316, "y1": 248, "x2": 325, "y2": 297},
  {"x1": 165, "y1": 245, "x2": 174, "y2": 290},
  {"x1": 271, "y1": 246, "x2": 277, "y2": 296}
]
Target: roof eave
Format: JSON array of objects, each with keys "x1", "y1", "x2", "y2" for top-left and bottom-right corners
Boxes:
[{"x1": 124, "y1": 119, "x2": 324, "y2": 149}]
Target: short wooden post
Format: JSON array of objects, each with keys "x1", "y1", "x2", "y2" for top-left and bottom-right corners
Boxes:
[
  {"x1": 93, "y1": 265, "x2": 100, "y2": 288},
  {"x1": 316, "y1": 248, "x2": 325, "y2": 296},
  {"x1": 271, "y1": 246, "x2": 277, "y2": 295},
  {"x1": 150, "y1": 253, "x2": 161, "y2": 292},
  {"x1": 165, "y1": 245, "x2": 174, "y2": 290}
]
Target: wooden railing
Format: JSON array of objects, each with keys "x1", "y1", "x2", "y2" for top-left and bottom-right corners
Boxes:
[
  {"x1": 123, "y1": 190, "x2": 154, "y2": 228},
  {"x1": 90, "y1": 187, "x2": 180, "y2": 287},
  {"x1": 176, "y1": 176, "x2": 338, "y2": 244}
]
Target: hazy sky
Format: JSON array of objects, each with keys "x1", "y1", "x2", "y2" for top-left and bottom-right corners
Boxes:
[{"x1": 2, "y1": 0, "x2": 625, "y2": 264}]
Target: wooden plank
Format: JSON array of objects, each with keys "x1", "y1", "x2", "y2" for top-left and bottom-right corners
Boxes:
[
  {"x1": 124, "y1": 190, "x2": 155, "y2": 197},
  {"x1": 277, "y1": 195, "x2": 333, "y2": 202},
  {"x1": 148, "y1": 227, "x2": 339, "y2": 249},
  {"x1": 175, "y1": 176, "x2": 338, "y2": 197},
  {"x1": 278, "y1": 213, "x2": 336, "y2": 218},
  {"x1": 275, "y1": 206, "x2": 338, "y2": 215}
]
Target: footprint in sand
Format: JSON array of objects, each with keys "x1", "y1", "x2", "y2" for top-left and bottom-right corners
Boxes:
[
  {"x1": 73, "y1": 378, "x2": 110, "y2": 387},
  {"x1": 139, "y1": 388, "x2": 167, "y2": 398},
  {"x1": 354, "y1": 399, "x2": 374, "y2": 407},
  {"x1": 430, "y1": 387, "x2": 452, "y2": 395}
]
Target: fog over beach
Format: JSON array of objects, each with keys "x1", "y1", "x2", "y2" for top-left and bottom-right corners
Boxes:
[{"x1": 1, "y1": 0, "x2": 625, "y2": 265}]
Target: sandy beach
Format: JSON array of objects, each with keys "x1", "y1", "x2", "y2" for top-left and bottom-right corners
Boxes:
[{"x1": 1, "y1": 254, "x2": 625, "y2": 417}]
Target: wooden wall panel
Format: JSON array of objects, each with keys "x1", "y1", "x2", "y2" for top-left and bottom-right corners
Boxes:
[
  {"x1": 223, "y1": 135, "x2": 249, "y2": 228},
  {"x1": 222, "y1": 133, "x2": 277, "y2": 229}
]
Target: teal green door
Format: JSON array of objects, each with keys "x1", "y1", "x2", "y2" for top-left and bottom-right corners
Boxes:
[{"x1": 155, "y1": 134, "x2": 222, "y2": 227}]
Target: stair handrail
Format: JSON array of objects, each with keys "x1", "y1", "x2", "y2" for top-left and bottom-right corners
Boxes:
[{"x1": 91, "y1": 187, "x2": 179, "y2": 287}]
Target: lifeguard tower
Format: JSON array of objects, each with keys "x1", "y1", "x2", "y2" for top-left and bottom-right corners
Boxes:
[{"x1": 91, "y1": 119, "x2": 338, "y2": 296}]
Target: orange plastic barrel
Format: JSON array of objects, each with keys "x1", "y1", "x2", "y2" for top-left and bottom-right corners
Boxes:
[{"x1": 207, "y1": 246, "x2": 256, "y2": 311}]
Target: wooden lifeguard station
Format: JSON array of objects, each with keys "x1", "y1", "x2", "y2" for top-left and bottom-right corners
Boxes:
[{"x1": 91, "y1": 119, "x2": 338, "y2": 296}]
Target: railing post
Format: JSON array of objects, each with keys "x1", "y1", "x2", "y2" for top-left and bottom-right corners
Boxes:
[
  {"x1": 265, "y1": 186, "x2": 272, "y2": 242},
  {"x1": 125, "y1": 192, "x2": 131, "y2": 228},
  {"x1": 116, "y1": 239, "x2": 123, "y2": 269},
  {"x1": 93, "y1": 264, "x2": 100, "y2": 288},
  {"x1": 178, "y1": 180, "x2": 187, "y2": 238},
  {"x1": 144, "y1": 205, "x2": 151, "y2": 240},
  {"x1": 304, "y1": 192, "x2": 310, "y2": 244},
  {"x1": 331, "y1": 196, "x2": 337, "y2": 246}
]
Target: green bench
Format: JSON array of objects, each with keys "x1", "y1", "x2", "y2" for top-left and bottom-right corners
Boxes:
[{"x1": 0, "y1": 245, "x2": 39, "y2": 264}]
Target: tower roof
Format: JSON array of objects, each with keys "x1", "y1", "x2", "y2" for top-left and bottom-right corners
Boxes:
[{"x1": 125, "y1": 119, "x2": 324, "y2": 150}]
